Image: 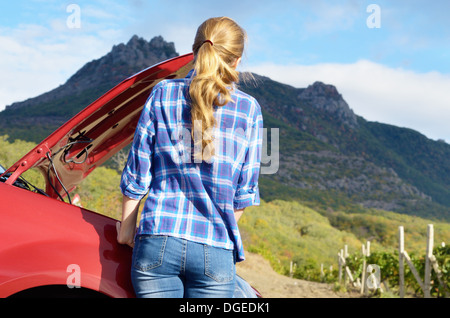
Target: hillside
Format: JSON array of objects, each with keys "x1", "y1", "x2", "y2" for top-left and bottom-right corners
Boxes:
[
  {"x1": 239, "y1": 75, "x2": 450, "y2": 220},
  {"x1": 1, "y1": 137, "x2": 449, "y2": 296},
  {"x1": 0, "y1": 35, "x2": 449, "y2": 223}
]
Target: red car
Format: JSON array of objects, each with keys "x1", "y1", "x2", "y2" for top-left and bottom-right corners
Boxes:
[{"x1": 0, "y1": 54, "x2": 260, "y2": 298}]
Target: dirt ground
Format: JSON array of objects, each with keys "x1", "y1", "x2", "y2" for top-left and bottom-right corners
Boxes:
[{"x1": 236, "y1": 251, "x2": 360, "y2": 298}]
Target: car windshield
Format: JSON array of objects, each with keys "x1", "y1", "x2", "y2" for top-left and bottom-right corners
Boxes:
[{"x1": 0, "y1": 163, "x2": 5, "y2": 174}]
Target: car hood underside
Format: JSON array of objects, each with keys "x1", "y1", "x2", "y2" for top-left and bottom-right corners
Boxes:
[{"x1": 1, "y1": 54, "x2": 194, "y2": 202}]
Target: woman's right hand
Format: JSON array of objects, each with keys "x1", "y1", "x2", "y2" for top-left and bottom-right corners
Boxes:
[
  {"x1": 116, "y1": 221, "x2": 135, "y2": 248},
  {"x1": 116, "y1": 195, "x2": 141, "y2": 248}
]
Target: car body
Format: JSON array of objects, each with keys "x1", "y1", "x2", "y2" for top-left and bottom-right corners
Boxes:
[{"x1": 0, "y1": 54, "x2": 260, "y2": 298}]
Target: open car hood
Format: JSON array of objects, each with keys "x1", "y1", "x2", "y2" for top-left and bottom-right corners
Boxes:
[{"x1": 2, "y1": 53, "x2": 194, "y2": 202}]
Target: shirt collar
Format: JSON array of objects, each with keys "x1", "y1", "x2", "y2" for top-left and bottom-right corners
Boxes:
[{"x1": 186, "y1": 69, "x2": 195, "y2": 79}]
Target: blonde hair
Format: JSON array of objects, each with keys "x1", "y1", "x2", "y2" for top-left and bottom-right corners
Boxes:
[{"x1": 190, "y1": 17, "x2": 246, "y2": 162}]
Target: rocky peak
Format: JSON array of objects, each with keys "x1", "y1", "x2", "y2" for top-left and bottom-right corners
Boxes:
[
  {"x1": 298, "y1": 81, "x2": 358, "y2": 129},
  {"x1": 110, "y1": 35, "x2": 177, "y2": 65},
  {"x1": 70, "y1": 35, "x2": 178, "y2": 84}
]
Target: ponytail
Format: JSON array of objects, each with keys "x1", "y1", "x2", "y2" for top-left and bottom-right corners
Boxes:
[{"x1": 189, "y1": 17, "x2": 246, "y2": 162}]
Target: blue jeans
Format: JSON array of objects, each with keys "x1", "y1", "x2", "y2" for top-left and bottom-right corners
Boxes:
[{"x1": 131, "y1": 235, "x2": 236, "y2": 298}]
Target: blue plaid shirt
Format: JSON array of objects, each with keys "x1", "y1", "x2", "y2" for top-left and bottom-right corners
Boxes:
[{"x1": 120, "y1": 70, "x2": 263, "y2": 261}]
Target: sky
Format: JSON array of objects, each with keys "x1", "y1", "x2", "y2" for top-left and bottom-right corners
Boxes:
[{"x1": 1, "y1": 0, "x2": 449, "y2": 142}]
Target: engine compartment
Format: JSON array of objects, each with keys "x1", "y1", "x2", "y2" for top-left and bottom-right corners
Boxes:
[{"x1": 0, "y1": 163, "x2": 48, "y2": 196}]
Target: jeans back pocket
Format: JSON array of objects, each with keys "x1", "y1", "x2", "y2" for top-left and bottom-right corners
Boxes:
[
  {"x1": 204, "y1": 245, "x2": 235, "y2": 283},
  {"x1": 133, "y1": 235, "x2": 168, "y2": 272}
]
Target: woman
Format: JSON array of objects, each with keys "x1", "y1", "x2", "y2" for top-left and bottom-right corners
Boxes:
[{"x1": 117, "y1": 17, "x2": 263, "y2": 298}]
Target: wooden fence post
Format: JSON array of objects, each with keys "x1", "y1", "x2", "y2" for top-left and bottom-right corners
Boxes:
[
  {"x1": 320, "y1": 263, "x2": 324, "y2": 282},
  {"x1": 360, "y1": 241, "x2": 371, "y2": 295},
  {"x1": 424, "y1": 224, "x2": 433, "y2": 298},
  {"x1": 289, "y1": 261, "x2": 293, "y2": 278},
  {"x1": 361, "y1": 243, "x2": 366, "y2": 295},
  {"x1": 399, "y1": 226, "x2": 405, "y2": 298},
  {"x1": 344, "y1": 245, "x2": 348, "y2": 287},
  {"x1": 338, "y1": 252, "x2": 341, "y2": 284},
  {"x1": 338, "y1": 249, "x2": 344, "y2": 285},
  {"x1": 399, "y1": 224, "x2": 439, "y2": 298},
  {"x1": 402, "y1": 250, "x2": 425, "y2": 291},
  {"x1": 430, "y1": 254, "x2": 449, "y2": 297},
  {"x1": 338, "y1": 246, "x2": 357, "y2": 289}
]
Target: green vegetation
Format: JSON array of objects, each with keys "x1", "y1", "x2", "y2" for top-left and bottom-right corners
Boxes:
[
  {"x1": 72, "y1": 167, "x2": 123, "y2": 219},
  {"x1": 240, "y1": 77, "x2": 450, "y2": 221},
  {"x1": 1, "y1": 135, "x2": 449, "y2": 297},
  {"x1": 239, "y1": 200, "x2": 362, "y2": 277},
  {"x1": 240, "y1": 199, "x2": 450, "y2": 291},
  {"x1": 364, "y1": 122, "x2": 450, "y2": 206},
  {"x1": 345, "y1": 245, "x2": 449, "y2": 298},
  {"x1": 0, "y1": 135, "x2": 44, "y2": 189}
]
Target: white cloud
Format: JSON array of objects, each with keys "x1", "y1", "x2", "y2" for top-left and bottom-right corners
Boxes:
[
  {"x1": 0, "y1": 7, "x2": 128, "y2": 111},
  {"x1": 0, "y1": 32, "x2": 111, "y2": 110},
  {"x1": 247, "y1": 60, "x2": 450, "y2": 142},
  {"x1": 0, "y1": 1, "x2": 138, "y2": 111}
]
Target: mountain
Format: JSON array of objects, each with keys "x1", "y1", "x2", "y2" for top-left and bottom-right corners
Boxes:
[
  {"x1": 0, "y1": 35, "x2": 178, "y2": 142},
  {"x1": 239, "y1": 75, "x2": 450, "y2": 220},
  {"x1": 1, "y1": 35, "x2": 449, "y2": 221}
]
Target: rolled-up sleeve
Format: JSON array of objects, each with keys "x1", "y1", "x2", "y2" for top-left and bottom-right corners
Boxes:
[
  {"x1": 120, "y1": 87, "x2": 159, "y2": 200},
  {"x1": 233, "y1": 102, "x2": 263, "y2": 210}
]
